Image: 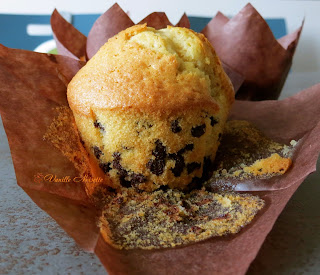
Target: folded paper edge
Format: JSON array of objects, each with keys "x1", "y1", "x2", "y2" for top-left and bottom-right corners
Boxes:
[{"x1": 51, "y1": 9, "x2": 87, "y2": 60}]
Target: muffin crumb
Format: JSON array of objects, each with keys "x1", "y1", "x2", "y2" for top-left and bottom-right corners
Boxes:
[{"x1": 100, "y1": 188, "x2": 264, "y2": 249}]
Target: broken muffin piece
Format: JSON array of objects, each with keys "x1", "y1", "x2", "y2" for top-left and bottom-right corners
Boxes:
[
  {"x1": 99, "y1": 188, "x2": 264, "y2": 249},
  {"x1": 211, "y1": 120, "x2": 295, "y2": 180}
]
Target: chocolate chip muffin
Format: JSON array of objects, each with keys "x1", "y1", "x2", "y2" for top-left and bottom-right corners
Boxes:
[{"x1": 67, "y1": 24, "x2": 234, "y2": 191}]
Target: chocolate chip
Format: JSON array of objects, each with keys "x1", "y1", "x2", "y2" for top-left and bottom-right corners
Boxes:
[
  {"x1": 147, "y1": 140, "x2": 167, "y2": 175},
  {"x1": 94, "y1": 120, "x2": 105, "y2": 131},
  {"x1": 111, "y1": 152, "x2": 148, "y2": 187},
  {"x1": 158, "y1": 185, "x2": 169, "y2": 192},
  {"x1": 186, "y1": 157, "x2": 213, "y2": 191},
  {"x1": 112, "y1": 154, "x2": 122, "y2": 171},
  {"x1": 112, "y1": 152, "x2": 121, "y2": 160},
  {"x1": 93, "y1": 146, "x2": 103, "y2": 159},
  {"x1": 99, "y1": 162, "x2": 111, "y2": 173},
  {"x1": 178, "y1": 144, "x2": 194, "y2": 155},
  {"x1": 112, "y1": 152, "x2": 128, "y2": 177},
  {"x1": 184, "y1": 144, "x2": 194, "y2": 151},
  {"x1": 210, "y1": 116, "x2": 218, "y2": 126},
  {"x1": 169, "y1": 153, "x2": 185, "y2": 177},
  {"x1": 202, "y1": 156, "x2": 214, "y2": 181},
  {"x1": 105, "y1": 186, "x2": 117, "y2": 193},
  {"x1": 218, "y1": 133, "x2": 222, "y2": 141},
  {"x1": 171, "y1": 119, "x2": 182, "y2": 133},
  {"x1": 187, "y1": 162, "x2": 201, "y2": 174},
  {"x1": 187, "y1": 177, "x2": 203, "y2": 191},
  {"x1": 119, "y1": 176, "x2": 131, "y2": 188},
  {"x1": 164, "y1": 143, "x2": 194, "y2": 177},
  {"x1": 152, "y1": 140, "x2": 167, "y2": 159},
  {"x1": 131, "y1": 173, "x2": 146, "y2": 184},
  {"x1": 191, "y1": 124, "x2": 206, "y2": 137},
  {"x1": 147, "y1": 159, "x2": 165, "y2": 176}
]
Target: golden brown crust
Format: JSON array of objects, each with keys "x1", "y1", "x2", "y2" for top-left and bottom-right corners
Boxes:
[
  {"x1": 67, "y1": 24, "x2": 234, "y2": 116},
  {"x1": 243, "y1": 153, "x2": 292, "y2": 176}
]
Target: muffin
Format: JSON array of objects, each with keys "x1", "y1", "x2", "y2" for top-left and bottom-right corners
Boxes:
[{"x1": 67, "y1": 24, "x2": 234, "y2": 191}]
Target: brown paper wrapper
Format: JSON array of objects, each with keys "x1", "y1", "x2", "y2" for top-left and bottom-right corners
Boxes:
[
  {"x1": 1, "y1": 42, "x2": 320, "y2": 274},
  {"x1": 0, "y1": 45, "x2": 87, "y2": 202},
  {"x1": 202, "y1": 3, "x2": 303, "y2": 100},
  {"x1": 51, "y1": 9, "x2": 87, "y2": 60}
]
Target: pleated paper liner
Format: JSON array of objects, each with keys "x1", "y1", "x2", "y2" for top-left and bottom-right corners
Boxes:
[{"x1": 51, "y1": 3, "x2": 302, "y2": 100}]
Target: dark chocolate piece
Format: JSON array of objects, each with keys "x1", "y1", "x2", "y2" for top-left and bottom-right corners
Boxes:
[
  {"x1": 99, "y1": 162, "x2": 112, "y2": 173},
  {"x1": 187, "y1": 177, "x2": 204, "y2": 191},
  {"x1": 178, "y1": 144, "x2": 194, "y2": 155},
  {"x1": 131, "y1": 173, "x2": 147, "y2": 184},
  {"x1": 93, "y1": 146, "x2": 103, "y2": 159},
  {"x1": 171, "y1": 119, "x2": 182, "y2": 133},
  {"x1": 210, "y1": 116, "x2": 218, "y2": 126},
  {"x1": 112, "y1": 152, "x2": 128, "y2": 178},
  {"x1": 94, "y1": 120, "x2": 105, "y2": 131},
  {"x1": 158, "y1": 185, "x2": 169, "y2": 192},
  {"x1": 147, "y1": 140, "x2": 167, "y2": 176},
  {"x1": 202, "y1": 156, "x2": 214, "y2": 181},
  {"x1": 187, "y1": 162, "x2": 201, "y2": 174},
  {"x1": 152, "y1": 140, "x2": 167, "y2": 159},
  {"x1": 191, "y1": 124, "x2": 206, "y2": 137},
  {"x1": 169, "y1": 154, "x2": 185, "y2": 177},
  {"x1": 147, "y1": 159, "x2": 165, "y2": 176},
  {"x1": 119, "y1": 176, "x2": 131, "y2": 188}
]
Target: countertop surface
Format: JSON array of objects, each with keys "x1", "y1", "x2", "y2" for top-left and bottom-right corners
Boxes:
[{"x1": 0, "y1": 71, "x2": 319, "y2": 274}]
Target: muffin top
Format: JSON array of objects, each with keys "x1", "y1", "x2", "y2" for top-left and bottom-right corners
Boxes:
[{"x1": 67, "y1": 24, "x2": 234, "y2": 116}]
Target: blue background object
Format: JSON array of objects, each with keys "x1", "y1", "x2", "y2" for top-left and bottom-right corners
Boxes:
[{"x1": 0, "y1": 14, "x2": 287, "y2": 51}]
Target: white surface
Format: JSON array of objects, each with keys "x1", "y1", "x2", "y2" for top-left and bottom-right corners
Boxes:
[
  {"x1": 26, "y1": 24, "x2": 53, "y2": 36},
  {"x1": 34, "y1": 39, "x2": 56, "y2": 53},
  {"x1": 0, "y1": 0, "x2": 320, "y2": 73}
]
